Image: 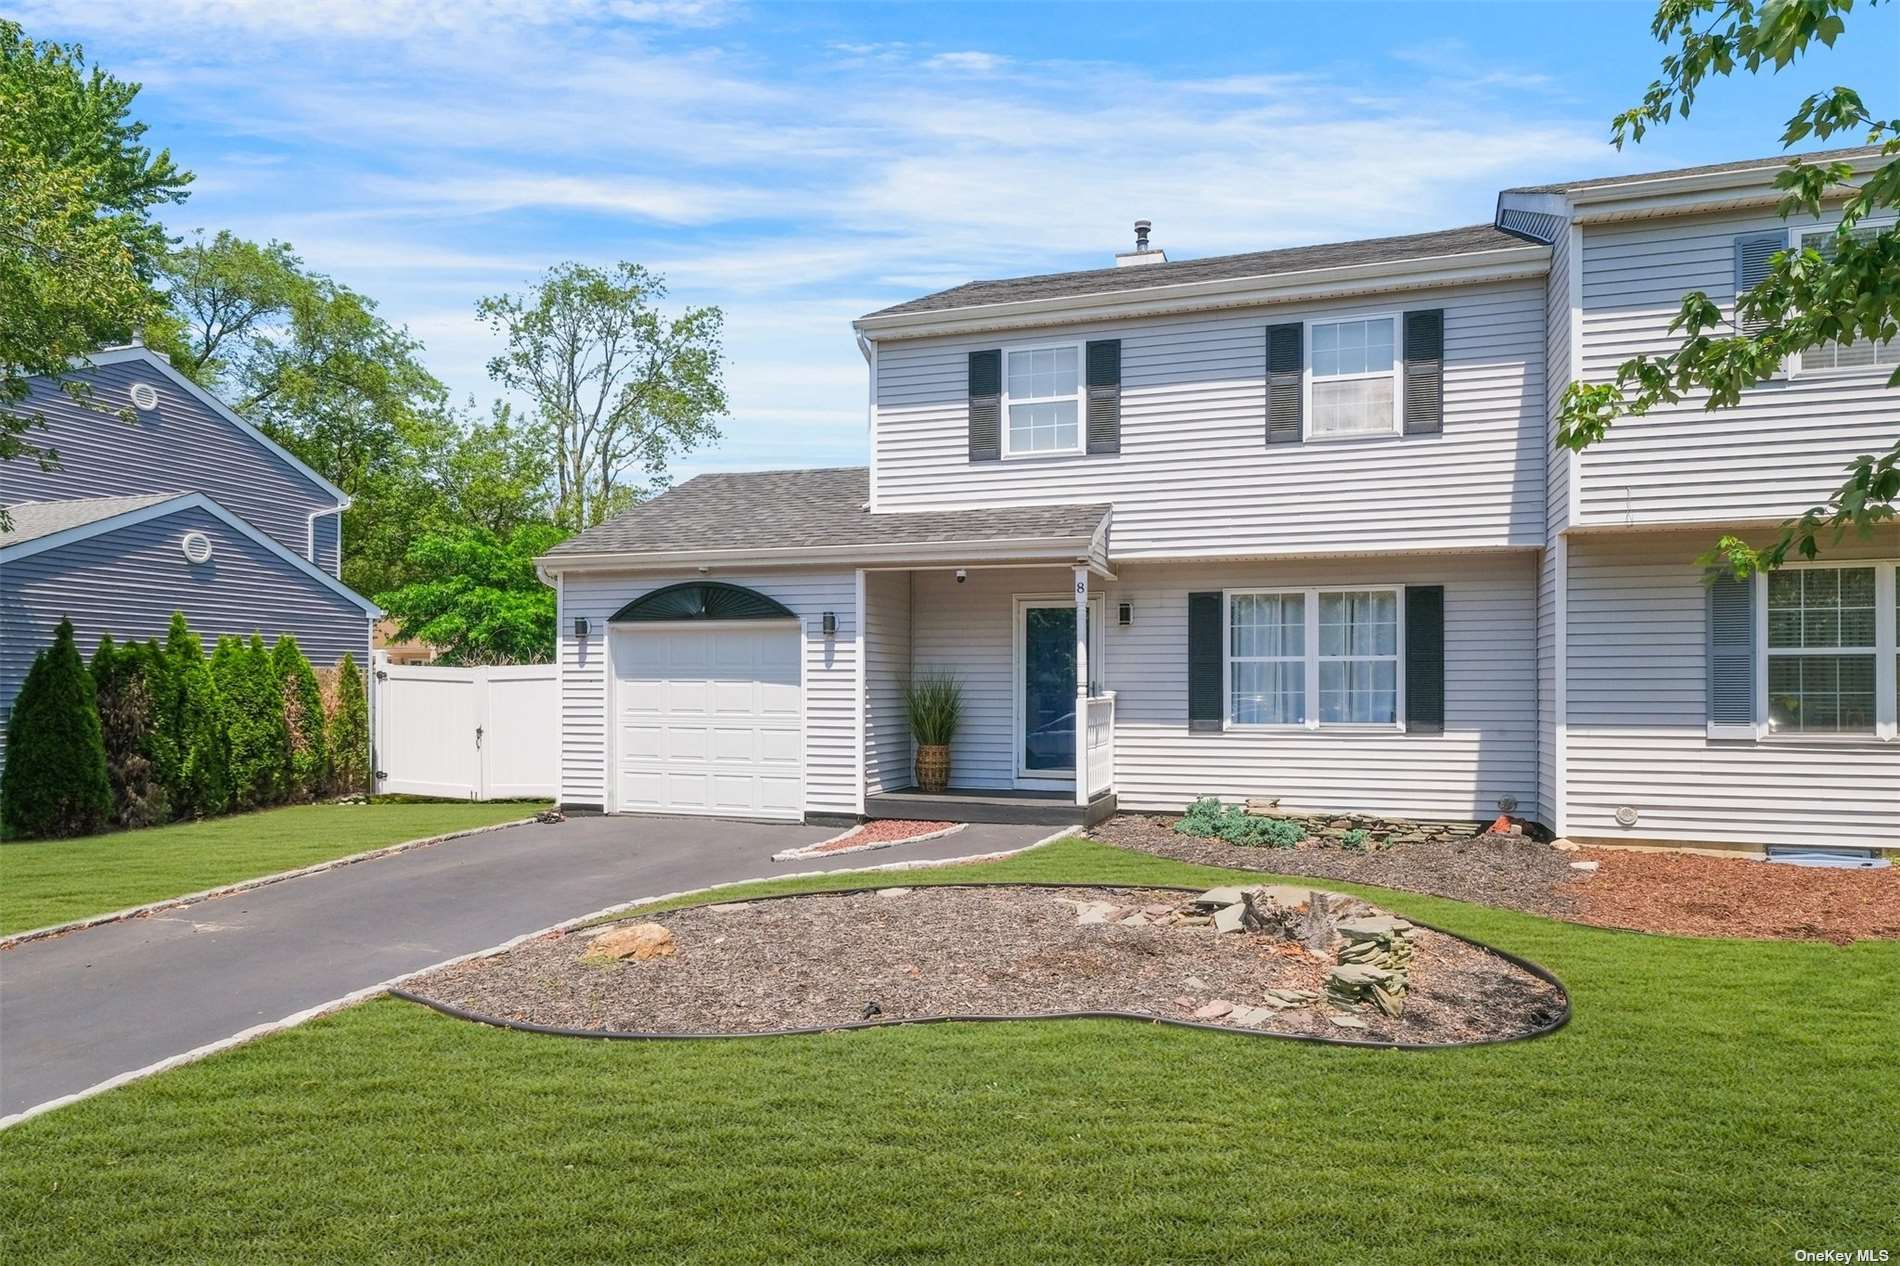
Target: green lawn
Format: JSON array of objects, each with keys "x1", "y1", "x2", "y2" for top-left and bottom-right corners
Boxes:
[
  {"x1": 1, "y1": 837, "x2": 1894, "y2": 1264},
  {"x1": 0, "y1": 801, "x2": 547, "y2": 935}
]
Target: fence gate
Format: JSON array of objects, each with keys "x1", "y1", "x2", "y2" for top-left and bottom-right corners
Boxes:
[{"x1": 372, "y1": 655, "x2": 558, "y2": 800}]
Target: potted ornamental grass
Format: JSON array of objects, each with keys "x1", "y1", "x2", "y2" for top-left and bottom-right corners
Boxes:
[{"x1": 905, "y1": 672, "x2": 963, "y2": 794}]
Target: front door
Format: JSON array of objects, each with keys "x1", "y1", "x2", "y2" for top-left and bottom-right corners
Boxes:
[{"x1": 1015, "y1": 599, "x2": 1102, "y2": 783}]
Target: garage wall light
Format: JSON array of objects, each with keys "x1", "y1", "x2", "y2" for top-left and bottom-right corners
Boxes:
[
  {"x1": 573, "y1": 618, "x2": 590, "y2": 639},
  {"x1": 821, "y1": 611, "x2": 837, "y2": 637}
]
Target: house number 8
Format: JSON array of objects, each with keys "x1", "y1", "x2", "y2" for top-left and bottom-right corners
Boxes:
[{"x1": 1075, "y1": 578, "x2": 1087, "y2": 596}]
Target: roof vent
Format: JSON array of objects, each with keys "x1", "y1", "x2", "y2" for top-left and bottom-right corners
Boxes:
[{"x1": 1115, "y1": 218, "x2": 1167, "y2": 267}]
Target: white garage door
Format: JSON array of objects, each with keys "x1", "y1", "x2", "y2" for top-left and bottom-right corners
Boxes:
[{"x1": 611, "y1": 625, "x2": 802, "y2": 819}]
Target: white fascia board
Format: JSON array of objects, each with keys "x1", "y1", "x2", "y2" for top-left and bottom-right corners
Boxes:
[
  {"x1": 537, "y1": 533, "x2": 1102, "y2": 575},
  {"x1": 852, "y1": 247, "x2": 1549, "y2": 341},
  {"x1": 76, "y1": 346, "x2": 352, "y2": 508},
  {"x1": 1, "y1": 491, "x2": 381, "y2": 615},
  {"x1": 1565, "y1": 155, "x2": 1880, "y2": 224}
]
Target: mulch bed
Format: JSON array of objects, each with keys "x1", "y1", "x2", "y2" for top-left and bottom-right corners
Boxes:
[
  {"x1": 404, "y1": 885, "x2": 1565, "y2": 1046},
  {"x1": 1094, "y1": 815, "x2": 1583, "y2": 918},
  {"x1": 1093, "y1": 814, "x2": 1900, "y2": 944},
  {"x1": 1569, "y1": 847, "x2": 1900, "y2": 945},
  {"x1": 810, "y1": 819, "x2": 958, "y2": 853}
]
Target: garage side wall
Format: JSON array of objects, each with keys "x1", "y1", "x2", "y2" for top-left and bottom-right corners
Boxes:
[
  {"x1": 862, "y1": 569, "x2": 913, "y2": 795},
  {"x1": 558, "y1": 569, "x2": 859, "y2": 817}
]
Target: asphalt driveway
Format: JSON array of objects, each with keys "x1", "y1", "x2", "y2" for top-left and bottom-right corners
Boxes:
[{"x1": 0, "y1": 815, "x2": 1052, "y2": 1120}]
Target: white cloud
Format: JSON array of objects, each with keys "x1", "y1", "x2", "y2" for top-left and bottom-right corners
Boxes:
[{"x1": 48, "y1": 7, "x2": 1617, "y2": 475}]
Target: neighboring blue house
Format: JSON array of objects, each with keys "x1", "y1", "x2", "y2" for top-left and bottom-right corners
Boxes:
[{"x1": 1, "y1": 345, "x2": 379, "y2": 763}]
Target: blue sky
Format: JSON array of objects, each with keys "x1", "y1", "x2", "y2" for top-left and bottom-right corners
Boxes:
[{"x1": 20, "y1": 0, "x2": 1900, "y2": 479}]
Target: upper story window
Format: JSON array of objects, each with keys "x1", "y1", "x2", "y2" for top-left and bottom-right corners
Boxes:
[
  {"x1": 1793, "y1": 223, "x2": 1899, "y2": 375},
  {"x1": 1307, "y1": 317, "x2": 1399, "y2": 438},
  {"x1": 1003, "y1": 344, "x2": 1082, "y2": 457},
  {"x1": 1227, "y1": 586, "x2": 1403, "y2": 729}
]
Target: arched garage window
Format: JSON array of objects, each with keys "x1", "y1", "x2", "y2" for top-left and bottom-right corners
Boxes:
[{"x1": 608, "y1": 582, "x2": 796, "y2": 623}]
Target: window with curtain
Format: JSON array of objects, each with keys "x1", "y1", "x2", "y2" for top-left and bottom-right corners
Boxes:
[
  {"x1": 1318, "y1": 590, "x2": 1399, "y2": 723},
  {"x1": 1308, "y1": 317, "x2": 1397, "y2": 437},
  {"x1": 1229, "y1": 592, "x2": 1305, "y2": 724},
  {"x1": 1766, "y1": 567, "x2": 1878, "y2": 734}
]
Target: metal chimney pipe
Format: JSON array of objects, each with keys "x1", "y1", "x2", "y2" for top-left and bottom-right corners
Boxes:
[{"x1": 1134, "y1": 219, "x2": 1152, "y2": 251}]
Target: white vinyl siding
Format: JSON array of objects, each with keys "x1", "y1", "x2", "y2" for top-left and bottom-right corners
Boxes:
[
  {"x1": 1098, "y1": 555, "x2": 1537, "y2": 820},
  {"x1": 1565, "y1": 529, "x2": 1900, "y2": 850},
  {"x1": 556, "y1": 569, "x2": 857, "y2": 816},
  {"x1": 862, "y1": 569, "x2": 913, "y2": 794},
  {"x1": 1575, "y1": 209, "x2": 1900, "y2": 525},
  {"x1": 872, "y1": 280, "x2": 1547, "y2": 556}
]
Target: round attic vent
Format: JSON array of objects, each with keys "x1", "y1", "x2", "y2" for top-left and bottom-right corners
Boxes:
[
  {"x1": 181, "y1": 531, "x2": 213, "y2": 565},
  {"x1": 129, "y1": 382, "x2": 160, "y2": 411},
  {"x1": 1614, "y1": 805, "x2": 1640, "y2": 828}
]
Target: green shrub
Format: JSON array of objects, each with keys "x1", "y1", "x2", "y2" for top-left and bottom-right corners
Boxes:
[
  {"x1": 327, "y1": 653, "x2": 370, "y2": 796},
  {"x1": 2, "y1": 618, "x2": 113, "y2": 838},
  {"x1": 89, "y1": 635, "x2": 170, "y2": 828},
  {"x1": 157, "y1": 612, "x2": 230, "y2": 818},
  {"x1": 1172, "y1": 796, "x2": 1302, "y2": 848},
  {"x1": 905, "y1": 673, "x2": 964, "y2": 746},
  {"x1": 212, "y1": 634, "x2": 289, "y2": 810},
  {"x1": 1341, "y1": 827, "x2": 1369, "y2": 851},
  {"x1": 273, "y1": 635, "x2": 328, "y2": 801}
]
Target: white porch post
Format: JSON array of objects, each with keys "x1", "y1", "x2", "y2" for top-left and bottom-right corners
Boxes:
[{"x1": 1074, "y1": 565, "x2": 1089, "y2": 807}]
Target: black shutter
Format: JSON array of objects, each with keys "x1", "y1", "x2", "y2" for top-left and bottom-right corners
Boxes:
[
  {"x1": 1187, "y1": 591, "x2": 1223, "y2": 731},
  {"x1": 1265, "y1": 323, "x2": 1302, "y2": 445},
  {"x1": 1707, "y1": 574, "x2": 1756, "y2": 731},
  {"x1": 1085, "y1": 339, "x2": 1121, "y2": 455},
  {"x1": 968, "y1": 349, "x2": 1001, "y2": 462},
  {"x1": 1732, "y1": 231, "x2": 1783, "y2": 335},
  {"x1": 1402, "y1": 309, "x2": 1445, "y2": 436},
  {"x1": 1404, "y1": 585, "x2": 1445, "y2": 734}
]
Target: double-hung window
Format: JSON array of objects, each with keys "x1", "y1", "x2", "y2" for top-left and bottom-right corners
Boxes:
[
  {"x1": 1764, "y1": 565, "x2": 1884, "y2": 735},
  {"x1": 1792, "y1": 222, "x2": 1900, "y2": 375},
  {"x1": 1002, "y1": 344, "x2": 1082, "y2": 457},
  {"x1": 1307, "y1": 316, "x2": 1399, "y2": 438},
  {"x1": 1227, "y1": 586, "x2": 1403, "y2": 729}
]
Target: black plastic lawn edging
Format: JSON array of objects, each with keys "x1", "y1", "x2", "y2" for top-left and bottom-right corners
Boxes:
[{"x1": 387, "y1": 882, "x2": 1572, "y2": 1052}]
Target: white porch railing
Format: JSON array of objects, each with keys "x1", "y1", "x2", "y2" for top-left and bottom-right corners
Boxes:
[{"x1": 1083, "y1": 692, "x2": 1116, "y2": 800}]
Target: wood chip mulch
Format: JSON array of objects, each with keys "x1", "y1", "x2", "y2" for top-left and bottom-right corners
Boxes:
[
  {"x1": 1565, "y1": 848, "x2": 1900, "y2": 945},
  {"x1": 811, "y1": 819, "x2": 957, "y2": 852},
  {"x1": 1093, "y1": 814, "x2": 1900, "y2": 944},
  {"x1": 406, "y1": 885, "x2": 1564, "y2": 1045}
]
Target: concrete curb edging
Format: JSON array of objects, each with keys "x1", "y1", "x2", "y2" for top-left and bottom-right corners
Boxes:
[
  {"x1": 0, "y1": 830, "x2": 1066, "y2": 1131},
  {"x1": 771, "y1": 821, "x2": 968, "y2": 863},
  {"x1": 391, "y1": 880, "x2": 1574, "y2": 1052},
  {"x1": 0, "y1": 816, "x2": 545, "y2": 950}
]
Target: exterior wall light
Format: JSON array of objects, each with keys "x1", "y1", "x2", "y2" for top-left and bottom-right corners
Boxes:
[
  {"x1": 573, "y1": 618, "x2": 590, "y2": 639},
  {"x1": 1118, "y1": 601, "x2": 1132, "y2": 627},
  {"x1": 821, "y1": 611, "x2": 837, "y2": 637}
]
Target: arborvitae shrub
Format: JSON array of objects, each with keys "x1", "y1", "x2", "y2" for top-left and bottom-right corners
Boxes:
[
  {"x1": 273, "y1": 636, "x2": 328, "y2": 801},
  {"x1": 327, "y1": 653, "x2": 370, "y2": 796},
  {"x1": 2, "y1": 618, "x2": 113, "y2": 838},
  {"x1": 160, "y1": 612, "x2": 230, "y2": 818},
  {"x1": 89, "y1": 635, "x2": 171, "y2": 828},
  {"x1": 213, "y1": 634, "x2": 288, "y2": 810}
]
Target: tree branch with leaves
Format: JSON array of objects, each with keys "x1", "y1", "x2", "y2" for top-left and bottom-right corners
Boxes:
[{"x1": 1557, "y1": 0, "x2": 1898, "y2": 576}]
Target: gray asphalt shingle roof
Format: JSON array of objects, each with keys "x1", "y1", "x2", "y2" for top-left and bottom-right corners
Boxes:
[
  {"x1": 1503, "y1": 144, "x2": 1885, "y2": 194},
  {"x1": 1, "y1": 493, "x2": 180, "y2": 546},
  {"x1": 544, "y1": 467, "x2": 1109, "y2": 558},
  {"x1": 860, "y1": 223, "x2": 1524, "y2": 319}
]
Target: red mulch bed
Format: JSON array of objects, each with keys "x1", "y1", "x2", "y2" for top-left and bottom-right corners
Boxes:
[
  {"x1": 806, "y1": 819, "x2": 957, "y2": 854},
  {"x1": 1565, "y1": 848, "x2": 1900, "y2": 945}
]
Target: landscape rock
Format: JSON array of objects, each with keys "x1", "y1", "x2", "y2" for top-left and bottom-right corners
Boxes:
[
  {"x1": 1194, "y1": 886, "x2": 1246, "y2": 909},
  {"x1": 875, "y1": 888, "x2": 912, "y2": 899},
  {"x1": 585, "y1": 922, "x2": 676, "y2": 962},
  {"x1": 1212, "y1": 903, "x2": 1248, "y2": 934},
  {"x1": 1192, "y1": 1000, "x2": 1235, "y2": 1019},
  {"x1": 1570, "y1": 860, "x2": 1600, "y2": 872},
  {"x1": 1327, "y1": 1014, "x2": 1371, "y2": 1030},
  {"x1": 1069, "y1": 899, "x2": 1123, "y2": 925}
]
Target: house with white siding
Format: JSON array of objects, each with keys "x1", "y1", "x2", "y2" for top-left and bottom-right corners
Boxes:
[
  {"x1": 538, "y1": 147, "x2": 1898, "y2": 857},
  {"x1": 1, "y1": 345, "x2": 379, "y2": 763}
]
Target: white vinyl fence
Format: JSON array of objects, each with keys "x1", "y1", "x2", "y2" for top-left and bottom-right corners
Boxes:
[{"x1": 372, "y1": 655, "x2": 558, "y2": 800}]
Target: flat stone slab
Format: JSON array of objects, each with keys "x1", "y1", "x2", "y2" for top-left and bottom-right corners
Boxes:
[
  {"x1": 1212, "y1": 903, "x2": 1247, "y2": 934},
  {"x1": 1194, "y1": 887, "x2": 1247, "y2": 908},
  {"x1": 1337, "y1": 915, "x2": 1414, "y2": 940}
]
